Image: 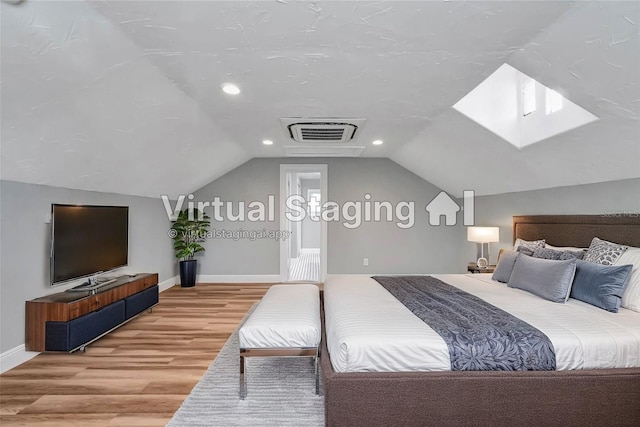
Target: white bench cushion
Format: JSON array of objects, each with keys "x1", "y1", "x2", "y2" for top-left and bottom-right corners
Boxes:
[{"x1": 239, "y1": 284, "x2": 321, "y2": 349}]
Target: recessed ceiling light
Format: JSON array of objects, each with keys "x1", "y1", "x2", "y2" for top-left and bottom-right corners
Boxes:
[
  {"x1": 262, "y1": 139, "x2": 274, "y2": 146},
  {"x1": 221, "y1": 83, "x2": 241, "y2": 95},
  {"x1": 372, "y1": 139, "x2": 384, "y2": 146}
]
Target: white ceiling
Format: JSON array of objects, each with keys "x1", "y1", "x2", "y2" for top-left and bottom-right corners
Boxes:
[{"x1": 1, "y1": 1, "x2": 638, "y2": 198}]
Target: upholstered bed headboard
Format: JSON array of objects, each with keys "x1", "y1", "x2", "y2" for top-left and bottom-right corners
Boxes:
[{"x1": 513, "y1": 215, "x2": 640, "y2": 248}]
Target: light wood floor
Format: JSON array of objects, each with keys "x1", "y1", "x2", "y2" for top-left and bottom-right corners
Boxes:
[{"x1": 0, "y1": 283, "x2": 271, "y2": 426}]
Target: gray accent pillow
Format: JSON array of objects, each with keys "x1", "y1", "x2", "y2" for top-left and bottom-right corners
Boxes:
[
  {"x1": 513, "y1": 238, "x2": 545, "y2": 252},
  {"x1": 571, "y1": 260, "x2": 632, "y2": 312},
  {"x1": 583, "y1": 237, "x2": 628, "y2": 266},
  {"x1": 516, "y1": 246, "x2": 535, "y2": 256},
  {"x1": 508, "y1": 255, "x2": 577, "y2": 303},
  {"x1": 533, "y1": 247, "x2": 585, "y2": 261},
  {"x1": 492, "y1": 251, "x2": 519, "y2": 283}
]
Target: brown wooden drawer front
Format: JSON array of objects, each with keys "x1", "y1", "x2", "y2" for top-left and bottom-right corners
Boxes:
[
  {"x1": 68, "y1": 297, "x2": 101, "y2": 319},
  {"x1": 43, "y1": 303, "x2": 73, "y2": 322},
  {"x1": 66, "y1": 278, "x2": 157, "y2": 320}
]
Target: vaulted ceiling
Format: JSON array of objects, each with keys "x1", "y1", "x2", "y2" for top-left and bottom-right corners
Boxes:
[{"x1": 1, "y1": 1, "x2": 638, "y2": 198}]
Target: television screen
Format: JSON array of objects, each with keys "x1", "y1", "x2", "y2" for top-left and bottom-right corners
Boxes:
[{"x1": 51, "y1": 204, "x2": 129, "y2": 285}]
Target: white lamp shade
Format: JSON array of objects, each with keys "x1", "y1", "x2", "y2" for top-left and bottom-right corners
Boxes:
[{"x1": 467, "y1": 227, "x2": 500, "y2": 243}]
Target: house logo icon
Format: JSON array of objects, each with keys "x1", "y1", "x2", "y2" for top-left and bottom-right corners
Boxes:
[{"x1": 425, "y1": 190, "x2": 475, "y2": 226}]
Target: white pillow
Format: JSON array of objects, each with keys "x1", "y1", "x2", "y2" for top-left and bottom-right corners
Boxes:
[
  {"x1": 614, "y1": 247, "x2": 640, "y2": 312},
  {"x1": 545, "y1": 244, "x2": 588, "y2": 252}
]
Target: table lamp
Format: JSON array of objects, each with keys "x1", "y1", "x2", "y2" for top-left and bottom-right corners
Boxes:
[{"x1": 467, "y1": 226, "x2": 500, "y2": 268}]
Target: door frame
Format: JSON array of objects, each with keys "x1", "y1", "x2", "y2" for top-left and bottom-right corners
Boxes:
[{"x1": 279, "y1": 164, "x2": 328, "y2": 282}]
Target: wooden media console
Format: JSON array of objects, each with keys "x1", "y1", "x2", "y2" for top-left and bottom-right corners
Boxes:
[{"x1": 25, "y1": 273, "x2": 159, "y2": 352}]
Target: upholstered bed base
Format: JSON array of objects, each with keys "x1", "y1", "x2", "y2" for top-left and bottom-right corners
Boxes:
[
  {"x1": 320, "y1": 324, "x2": 640, "y2": 426},
  {"x1": 321, "y1": 215, "x2": 640, "y2": 426}
]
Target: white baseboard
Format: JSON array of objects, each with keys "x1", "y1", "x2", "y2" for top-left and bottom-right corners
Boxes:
[
  {"x1": 197, "y1": 275, "x2": 281, "y2": 283},
  {"x1": 0, "y1": 345, "x2": 39, "y2": 374},
  {"x1": 158, "y1": 275, "x2": 179, "y2": 292}
]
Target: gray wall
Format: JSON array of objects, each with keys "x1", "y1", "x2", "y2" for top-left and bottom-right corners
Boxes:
[
  {"x1": 0, "y1": 180, "x2": 176, "y2": 353},
  {"x1": 193, "y1": 158, "x2": 466, "y2": 275},
  {"x1": 466, "y1": 178, "x2": 640, "y2": 262},
  {"x1": 192, "y1": 159, "x2": 639, "y2": 277},
  {"x1": 4, "y1": 170, "x2": 635, "y2": 355},
  {"x1": 300, "y1": 178, "x2": 321, "y2": 249},
  {"x1": 191, "y1": 159, "x2": 285, "y2": 274}
]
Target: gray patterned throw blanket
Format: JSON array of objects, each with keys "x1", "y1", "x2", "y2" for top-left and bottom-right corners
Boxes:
[{"x1": 372, "y1": 276, "x2": 556, "y2": 371}]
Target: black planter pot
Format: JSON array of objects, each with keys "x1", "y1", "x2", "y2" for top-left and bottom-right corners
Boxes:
[{"x1": 179, "y1": 259, "x2": 198, "y2": 287}]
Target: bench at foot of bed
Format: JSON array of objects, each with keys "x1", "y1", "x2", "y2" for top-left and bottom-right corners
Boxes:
[{"x1": 238, "y1": 283, "x2": 321, "y2": 399}]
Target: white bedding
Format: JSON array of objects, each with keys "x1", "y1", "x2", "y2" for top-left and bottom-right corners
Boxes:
[{"x1": 324, "y1": 274, "x2": 640, "y2": 372}]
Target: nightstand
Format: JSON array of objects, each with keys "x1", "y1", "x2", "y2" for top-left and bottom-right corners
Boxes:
[{"x1": 467, "y1": 263, "x2": 496, "y2": 274}]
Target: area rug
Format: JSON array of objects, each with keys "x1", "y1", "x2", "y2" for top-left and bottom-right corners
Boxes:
[{"x1": 167, "y1": 309, "x2": 324, "y2": 426}]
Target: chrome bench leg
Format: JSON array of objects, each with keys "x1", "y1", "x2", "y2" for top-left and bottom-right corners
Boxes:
[
  {"x1": 239, "y1": 353, "x2": 246, "y2": 399},
  {"x1": 314, "y1": 355, "x2": 319, "y2": 395}
]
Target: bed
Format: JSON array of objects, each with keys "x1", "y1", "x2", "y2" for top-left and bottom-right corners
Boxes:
[{"x1": 320, "y1": 215, "x2": 640, "y2": 426}]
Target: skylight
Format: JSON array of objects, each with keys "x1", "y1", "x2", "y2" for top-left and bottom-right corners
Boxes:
[
  {"x1": 522, "y1": 79, "x2": 536, "y2": 116},
  {"x1": 545, "y1": 88, "x2": 563, "y2": 115},
  {"x1": 453, "y1": 64, "x2": 598, "y2": 149}
]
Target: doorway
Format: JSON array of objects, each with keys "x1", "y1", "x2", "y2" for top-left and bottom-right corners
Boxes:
[{"x1": 280, "y1": 164, "x2": 328, "y2": 283}]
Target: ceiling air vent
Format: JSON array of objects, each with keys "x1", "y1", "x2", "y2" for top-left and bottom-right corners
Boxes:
[
  {"x1": 289, "y1": 122, "x2": 356, "y2": 143},
  {"x1": 280, "y1": 118, "x2": 366, "y2": 143}
]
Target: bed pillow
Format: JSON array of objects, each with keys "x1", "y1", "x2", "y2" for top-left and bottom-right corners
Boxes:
[
  {"x1": 492, "y1": 251, "x2": 519, "y2": 283},
  {"x1": 545, "y1": 244, "x2": 588, "y2": 253},
  {"x1": 513, "y1": 238, "x2": 545, "y2": 252},
  {"x1": 583, "y1": 237, "x2": 628, "y2": 265},
  {"x1": 570, "y1": 260, "x2": 632, "y2": 313},
  {"x1": 516, "y1": 246, "x2": 535, "y2": 256},
  {"x1": 508, "y1": 255, "x2": 577, "y2": 303},
  {"x1": 614, "y1": 247, "x2": 640, "y2": 312},
  {"x1": 532, "y1": 247, "x2": 585, "y2": 260}
]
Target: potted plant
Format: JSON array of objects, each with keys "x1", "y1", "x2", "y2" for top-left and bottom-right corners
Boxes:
[{"x1": 170, "y1": 209, "x2": 211, "y2": 287}]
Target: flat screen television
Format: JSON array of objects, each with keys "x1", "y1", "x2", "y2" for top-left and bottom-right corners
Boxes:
[{"x1": 50, "y1": 204, "x2": 129, "y2": 286}]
